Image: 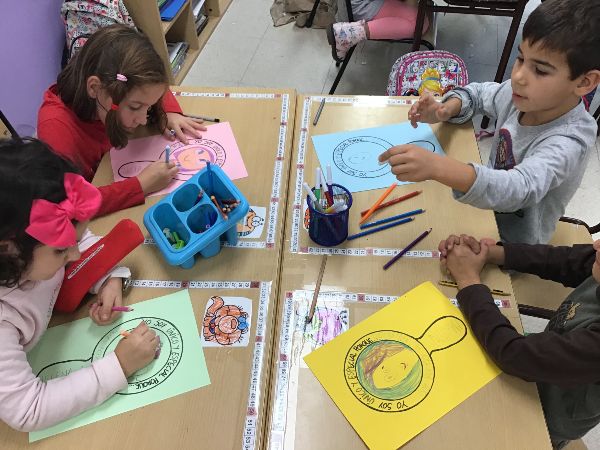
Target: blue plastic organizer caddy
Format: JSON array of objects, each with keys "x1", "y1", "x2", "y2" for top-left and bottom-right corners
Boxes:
[{"x1": 143, "y1": 165, "x2": 249, "y2": 269}]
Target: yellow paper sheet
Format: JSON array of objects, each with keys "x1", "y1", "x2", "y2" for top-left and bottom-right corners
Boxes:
[{"x1": 304, "y1": 281, "x2": 501, "y2": 450}]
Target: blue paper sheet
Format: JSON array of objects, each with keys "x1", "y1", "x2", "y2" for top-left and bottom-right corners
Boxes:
[{"x1": 312, "y1": 122, "x2": 445, "y2": 193}]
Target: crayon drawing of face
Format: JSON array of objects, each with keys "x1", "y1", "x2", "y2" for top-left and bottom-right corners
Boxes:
[
  {"x1": 166, "y1": 139, "x2": 227, "y2": 181},
  {"x1": 356, "y1": 341, "x2": 423, "y2": 400}
]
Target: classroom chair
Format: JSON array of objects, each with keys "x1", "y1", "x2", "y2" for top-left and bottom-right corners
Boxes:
[
  {"x1": 515, "y1": 216, "x2": 597, "y2": 320},
  {"x1": 307, "y1": 0, "x2": 438, "y2": 94},
  {"x1": 411, "y1": 0, "x2": 529, "y2": 128}
]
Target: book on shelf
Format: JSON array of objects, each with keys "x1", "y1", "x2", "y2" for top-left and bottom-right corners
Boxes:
[
  {"x1": 167, "y1": 41, "x2": 190, "y2": 76},
  {"x1": 195, "y1": 14, "x2": 209, "y2": 35},
  {"x1": 192, "y1": 0, "x2": 207, "y2": 18}
]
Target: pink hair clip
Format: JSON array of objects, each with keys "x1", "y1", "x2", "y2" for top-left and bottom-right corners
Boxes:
[{"x1": 116, "y1": 73, "x2": 128, "y2": 82}]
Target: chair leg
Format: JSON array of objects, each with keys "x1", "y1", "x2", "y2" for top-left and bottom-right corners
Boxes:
[
  {"x1": 495, "y1": 0, "x2": 527, "y2": 83},
  {"x1": 306, "y1": 0, "x2": 321, "y2": 28},
  {"x1": 328, "y1": 46, "x2": 356, "y2": 94},
  {"x1": 411, "y1": 0, "x2": 428, "y2": 52}
]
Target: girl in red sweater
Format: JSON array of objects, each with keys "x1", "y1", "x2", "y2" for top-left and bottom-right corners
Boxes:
[{"x1": 37, "y1": 24, "x2": 206, "y2": 217}]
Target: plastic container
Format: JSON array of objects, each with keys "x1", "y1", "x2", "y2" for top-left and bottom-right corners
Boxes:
[
  {"x1": 307, "y1": 183, "x2": 353, "y2": 246},
  {"x1": 143, "y1": 165, "x2": 249, "y2": 268}
]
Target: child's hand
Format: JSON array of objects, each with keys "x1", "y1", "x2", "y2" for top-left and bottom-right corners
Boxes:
[
  {"x1": 114, "y1": 321, "x2": 160, "y2": 378},
  {"x1": 378, "y1": 144, "x2": 442, "y2": 182},
  {"x1": 445, "y1": 236, "x2": 490, "y2": 289},
  {"x1": 165, "y1": 113, "x2": 207, "y2": 144},
  {"x1": 137, "y1": 160, "x2": 179, "y2": 195},
  {"x1": 89, "y1": 278, "x2": 123, "y2": 325},
  {"x1": 407, "y1": 93, "x2": 459, "y2": 128}
]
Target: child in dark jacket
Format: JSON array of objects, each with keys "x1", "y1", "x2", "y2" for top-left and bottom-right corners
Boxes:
[{"x1": 439, "y1": 233, "x2": 600, "y2": 449}]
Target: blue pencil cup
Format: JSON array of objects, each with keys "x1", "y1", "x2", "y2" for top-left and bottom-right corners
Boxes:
[
  {"x1": 307, "y1": 183, "x2": 353, "y2": 246},
  {"x1": 143, "y1": 165, "x2": 249, "y2": 268}
]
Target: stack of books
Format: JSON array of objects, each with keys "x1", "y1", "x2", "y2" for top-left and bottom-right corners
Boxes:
[
  {"x1": 167, "y1": 42, "x2": 190, "y2": 77},
  {"x1": 192, "y1": 0, "x2": 209, "y2": 35}
]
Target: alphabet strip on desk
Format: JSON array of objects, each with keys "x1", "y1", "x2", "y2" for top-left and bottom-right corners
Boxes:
[
  {"x1": 168, "y1": 91, "x2": 291, "y2": 250},
  {"x1": 289, "y1": 96, "x2": 417, "y2": 254},
  {"x1": 269, "y1": 289, "x2": 509, "y2": 448},
  {"x1": 127, "y1": 278, "x2": 271, "y2": 450}
]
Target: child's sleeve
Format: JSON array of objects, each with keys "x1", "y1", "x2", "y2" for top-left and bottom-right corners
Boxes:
[
  {"x1": 0, "y1": 321, "x2": 127, "y2": 431},
  {"x1": 95, "y1": 179, "x2": 146, "y2": 217},
  {"x1": 453, "y1": 134, "x2": 587, "y2": 211},
  {"x1": 443, "y1": 81, "x2": 508, "y2": 124},
  {"x1": 503, "y1": 242, "x2": 595, "y2": 288},
  {"x1": 457, "y1": 284, "x2": 600, "y2": 387},
  {"x1": 162, "y1": 89, "x2": 183, "y2": 115}
]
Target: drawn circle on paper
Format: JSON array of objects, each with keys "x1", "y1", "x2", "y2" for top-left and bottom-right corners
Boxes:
[
  {"x1": 344, "y1": 330, "x2": 433, "y2": 412},
  {"x1": 333, "y1": 136, "x2": 392, "y2": 178},
  {"x1": 167, "y1": 138, "x2": 227, "y2": 181},
  {"x1": 92, "y1": 317, "x2": 184, "y2": 395}
]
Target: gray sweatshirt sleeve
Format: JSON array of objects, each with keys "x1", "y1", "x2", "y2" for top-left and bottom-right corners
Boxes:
[
  {"x1": 454, "y1": 135, "x2": 587, "y2": 211},
  {"x1": 442, "y1": 82, "x2": 508, "y2": 124}
]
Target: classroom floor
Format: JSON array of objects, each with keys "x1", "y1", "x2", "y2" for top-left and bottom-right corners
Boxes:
[{"x1": 184, "y1": 1, "x2": 600, "y2": 447}]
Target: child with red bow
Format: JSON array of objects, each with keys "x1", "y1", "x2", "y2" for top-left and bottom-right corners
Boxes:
[{"x1": 0, "y1": 138, "x2": 158, "y2": 432}]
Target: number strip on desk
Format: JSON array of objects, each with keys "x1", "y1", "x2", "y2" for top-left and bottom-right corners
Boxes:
[
  {"x1": 129, "y1": 277, "x2": 271, "y2": 450},
  {"x1": 171, "y1": 91, "x2": 290, "y2": 250},
  {"x1": 269, "y1": 289, "x2": 508, "y2": 449},
  {"x1": 290, "y1": 96, "x2": 434, "y2": 258}
]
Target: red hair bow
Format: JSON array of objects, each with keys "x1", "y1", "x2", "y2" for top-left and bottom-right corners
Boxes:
[{"x1": 25, "y1": 173, "x2": 101, "y2": 247}]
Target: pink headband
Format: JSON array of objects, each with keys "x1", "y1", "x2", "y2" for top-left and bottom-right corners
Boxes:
[{"x1": 25, "y1": 173, "x2": 101, "y2": 247}]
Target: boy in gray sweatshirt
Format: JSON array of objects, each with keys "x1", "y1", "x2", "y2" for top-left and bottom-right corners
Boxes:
[{"x1": 378, "y1": 0, "x2": 599, "y2": 245}]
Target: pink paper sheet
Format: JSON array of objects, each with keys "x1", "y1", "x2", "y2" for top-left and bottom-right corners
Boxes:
[{"x1": 110, "y1": 122, "x2": 248, "y2": 196}]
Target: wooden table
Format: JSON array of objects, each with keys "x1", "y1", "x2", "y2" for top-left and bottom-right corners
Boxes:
[
  {"x1": 0, "y1": 87, "x2": 295, "y2": 450},
  {"x1": 266, "y1": 95, "x2": 552, "y2": 449}
]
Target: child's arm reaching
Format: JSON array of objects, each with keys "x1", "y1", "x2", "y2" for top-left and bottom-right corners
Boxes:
[
  {"x1": 0, "y1": 320, "x2": 157, "y2": 432},
  {"x1": 442, "y1": 81, "x2": 507, "y2": 124}
]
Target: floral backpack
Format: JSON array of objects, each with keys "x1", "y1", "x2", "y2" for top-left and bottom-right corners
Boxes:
[
  {"x1": 387, "y1": 50, "x2": 469, "y2": 97},
  {"x1": 61, "y1": 0, "x2": 136, "y2": 60}
]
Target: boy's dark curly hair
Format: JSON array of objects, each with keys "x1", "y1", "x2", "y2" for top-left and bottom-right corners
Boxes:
[
  {"x1": 0, "y1": 138, "x2": 79, "y2": 287},
  {"x1": 523, "y1": 0, "x2": 600, "y2": 79}
]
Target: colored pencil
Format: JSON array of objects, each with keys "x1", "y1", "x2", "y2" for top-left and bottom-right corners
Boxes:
[
  {"x1": 165, "y1": 145, "x2": 170, "y2": 164},
  {"x1": 306, "y1": 254, "x2": 328, "y2": 323},
  {"x1": 211, "y1": 195, "x2": 228, "y2": 220},
  {"x1": 347, "y1": 217, "x2": 413, "y2": 241},
  {"x1": 438, "y1": 280, "x2": 511, "y2": 296},
  {"x1": 112, "y1": 306, "x2": 134, "y2": 312},
  {"x1": 383, "y1": 228, "x2": 432, "y2": 270},
  {"x1": 120, "y1": 330, "x2": 130, "y2": 338},
  {"x1": 326, "y1": 164, "x2": 334, "y2": 203},
  {"x1": 360, "y1": 190, "x2": 422, "y2": 216},
  {"x1": 359, "y1": 183, "x2": 397, "y2": 224},
  {"x1": 313, "y1": 98, "x2": 326, "y2": 126},
  {"x1": 185, "y1": 114, "x2": 220, "y2": 122},
  {"x1": 360, "y1": 209, "x2": 425, "y2": 230}
]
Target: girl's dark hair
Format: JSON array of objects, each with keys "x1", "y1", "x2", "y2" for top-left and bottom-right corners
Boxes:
[
  {"x1": 523, "y1": 0, "x2": 600, "y2": 79},
  {"x1": 0, "y1": 138, "x2": 79, "y2": 287},
  {"x1": 56, "y1": 24, "x2": 169, "y2": 148}
]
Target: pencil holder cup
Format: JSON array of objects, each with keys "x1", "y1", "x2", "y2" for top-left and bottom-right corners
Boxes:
[
  {"x1": 143, "y1": 164, "x2": 249, "y2": 269},
  {"x1": 307, "y1": 183, "x2": 353, "y2": 246}
]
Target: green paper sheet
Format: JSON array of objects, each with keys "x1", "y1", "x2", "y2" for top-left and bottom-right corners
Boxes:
[{"x1": 27, "y1": 290, "x2": 210, "y2": 442}]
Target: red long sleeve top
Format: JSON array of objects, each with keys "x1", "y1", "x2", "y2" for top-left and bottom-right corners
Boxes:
[{"x1": 37, "y1": 85, "x2": 182, "y2": 217}]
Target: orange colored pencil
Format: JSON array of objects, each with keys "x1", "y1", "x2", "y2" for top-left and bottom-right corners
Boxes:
[
  {"x1": 360, "y1": 190, "x2": 422, "y2": 216},
  {"x1": 359, "y1": 183, "x2": 397, "y2": 225}
]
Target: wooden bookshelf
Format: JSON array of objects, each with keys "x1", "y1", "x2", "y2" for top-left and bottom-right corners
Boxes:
[{"x1": 124, "y1": 0, "x2": 233, "y2": 85}]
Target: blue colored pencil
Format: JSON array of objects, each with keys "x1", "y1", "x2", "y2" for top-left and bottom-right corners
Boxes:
[
  {"x1": 206, "y1": 161, "x2": 214, "y2": 193},
  {"x1": 347, "y1": 217, "x2": 413, "y2": 241},
  {"x1": 360, "y1": 209, "x2": 425, "y2": 230}
]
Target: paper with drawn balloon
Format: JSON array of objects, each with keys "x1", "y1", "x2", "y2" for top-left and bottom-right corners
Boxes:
[
  {"x1": 312, "y1": 122, "x2": 445, "y2": 193},
  {"x1": 27, "y1": 290, "x2": 210, "y2": 442},
  {"x1": 304, "y1": 282, "x2": 500, "y2": 450},
  {"x1": 109, "y1": 122, "x2": 248, "y2": 196}
]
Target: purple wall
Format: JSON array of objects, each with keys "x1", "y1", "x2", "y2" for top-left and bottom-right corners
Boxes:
[{"x1": 0, "y1": 1, "x2": 65, "y2": 135}]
